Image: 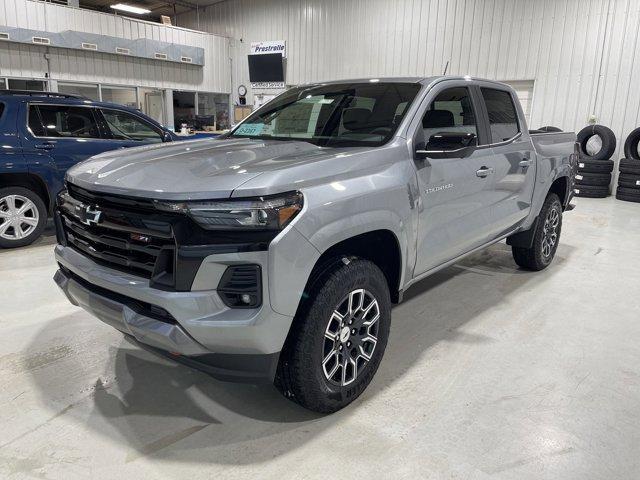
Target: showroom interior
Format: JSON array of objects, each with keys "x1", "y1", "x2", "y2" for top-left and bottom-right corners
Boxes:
[{"x1": 1, "y1": 0, "x2": 640, "y2": 478}]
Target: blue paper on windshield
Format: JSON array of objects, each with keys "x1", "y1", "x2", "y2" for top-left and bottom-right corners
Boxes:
[{"x1": 236, "y1": 123, "x2": 264, "y2": 135}]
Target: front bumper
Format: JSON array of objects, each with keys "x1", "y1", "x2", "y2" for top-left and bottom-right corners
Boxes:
[{"x1": 54, "y1": 244, "x2": 301, "y2": 383}]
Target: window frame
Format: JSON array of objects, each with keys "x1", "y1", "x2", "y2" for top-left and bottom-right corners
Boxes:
[
  {"x1": 96, "y1": 107, "x2": 165, "y2": 142},
  {"x1": 423, "y1": 86, "x2": 481, "y2": 141},
  {"x1": 26, "y1": 103, "x2": 103, "y2": 140},
  {"x1": 477, "y1": 86, "x2": 522, "y2": 146},
  {"x1": 412, "y1": 83, "x2": 490, "y2": 153}
]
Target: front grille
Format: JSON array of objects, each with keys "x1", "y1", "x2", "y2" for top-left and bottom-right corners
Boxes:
[
  {"x1": 58, "y1": 188, "x2": 176, "y2": 283},
  {"x1": 57, "y1": 184, "x2": 276, "y2": 292}
]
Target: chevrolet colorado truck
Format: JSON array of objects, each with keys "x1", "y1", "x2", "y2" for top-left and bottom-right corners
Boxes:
[{"x1": 53, "y1": 77, "x2": 577, "y2": 413}]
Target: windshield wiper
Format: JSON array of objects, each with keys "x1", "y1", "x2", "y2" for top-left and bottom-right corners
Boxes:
[{"x1": 230, "y1": 135, "x2": 320, "y2": 146}]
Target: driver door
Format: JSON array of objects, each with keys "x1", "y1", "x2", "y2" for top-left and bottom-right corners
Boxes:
[
  {"x1": 412, "y1": 84, "x2": 499, "y2": 276},
  {"x1": 96, "y1": 108, "x2": 165, "y2": 147}
]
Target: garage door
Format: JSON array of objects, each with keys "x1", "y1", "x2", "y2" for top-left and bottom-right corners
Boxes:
[{"x1": 501, "y1": 80, "x2": 534, "y2": 125}]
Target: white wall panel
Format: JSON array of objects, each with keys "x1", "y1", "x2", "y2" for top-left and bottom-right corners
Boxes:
[
  {"x1": 0, "y1": 0, "x2": 231, "y2": 94},
  {"x1": 179, "y1": 0, "x2": 640, "y2": 161}
]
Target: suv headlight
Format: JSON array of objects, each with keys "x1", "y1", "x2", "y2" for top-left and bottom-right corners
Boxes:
[{"x1": 154, "y1": 191, "x2": 303, "y2": 231}]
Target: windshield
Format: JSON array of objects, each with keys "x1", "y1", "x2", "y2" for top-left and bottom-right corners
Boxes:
[{"x1": 228, "y1": 82, "x2": 421, "y2": 147}]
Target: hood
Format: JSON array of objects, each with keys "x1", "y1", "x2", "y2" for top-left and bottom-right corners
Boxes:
[{"x1": 66, "y1": 138, "x2": 349, "y2": 200}]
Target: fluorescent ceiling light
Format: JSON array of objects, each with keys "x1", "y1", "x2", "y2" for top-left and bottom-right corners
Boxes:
[{"x1": 111, "y1": 3, "x2": 151, "y2": 15}]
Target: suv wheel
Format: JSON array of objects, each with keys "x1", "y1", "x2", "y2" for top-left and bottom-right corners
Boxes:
[
  {"x1": 276, "y1": 258, "x2": 391, "y2": 413},
  {"x1": 512, "y1": 193, "x2": 562, "y2": 271},
  {"x1": 0, "y1": 187, "x2": 47, "y2": 248}
]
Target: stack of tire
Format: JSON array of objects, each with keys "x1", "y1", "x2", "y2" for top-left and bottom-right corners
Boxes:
[
  {"x1": 616, "y1": 127, "x2": 640, "y2": 203},
  {"x1": 574, "y1": 125, "x2": 616, "y2": 198}
]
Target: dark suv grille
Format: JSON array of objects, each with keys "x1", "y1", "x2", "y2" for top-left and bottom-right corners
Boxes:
[{"x1": 58, "y1": 187, "x2": 176, "y2": 283}]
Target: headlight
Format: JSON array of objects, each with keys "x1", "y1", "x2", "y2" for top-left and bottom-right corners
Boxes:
[{"x1": 154, "y1": 191, "x2": 303, "y2": 231}]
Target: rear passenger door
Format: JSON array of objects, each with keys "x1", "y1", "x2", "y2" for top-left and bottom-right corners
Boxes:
[
  {"x1": 411, "y1": 83, "x2": 500, "y2": 275},
  {"x1": 478, "y1": 85, "x2": 535, "y2": 232}
]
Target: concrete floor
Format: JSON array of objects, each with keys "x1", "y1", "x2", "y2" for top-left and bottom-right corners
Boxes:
[{"x1": 1, "y1": 196, "x2": 639, "y2": 479}]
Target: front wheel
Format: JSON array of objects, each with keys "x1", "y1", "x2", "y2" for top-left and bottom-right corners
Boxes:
[
  {"x1": 512, "y1": 193, "x2": 563, "y2": 271},
  {"x1": 0, "y1": 187, "x2": 47, "y2": 248},
  {"x1": 275, "y1": 258, "x2": 391, "y2": 413}
]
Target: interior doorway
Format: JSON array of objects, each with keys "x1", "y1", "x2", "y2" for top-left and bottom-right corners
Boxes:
[{"x1": 140, "y1": 88, "x2": 165, "y2": 126}]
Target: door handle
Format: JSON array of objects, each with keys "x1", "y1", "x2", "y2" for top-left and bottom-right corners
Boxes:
[
  {"x1": 35, "y1": 142, "x2": 55, "y2": 150},
  {"x1": 519, "y1": 159, "x2": 532, "y2": 168},
  {"x1": 476, "y1": 166, "x2": 494, "y2": 178}
]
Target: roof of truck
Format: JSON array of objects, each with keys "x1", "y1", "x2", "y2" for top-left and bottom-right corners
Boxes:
[{"x1": 295, "y1": 76, "x2": 512, "y2": 88}]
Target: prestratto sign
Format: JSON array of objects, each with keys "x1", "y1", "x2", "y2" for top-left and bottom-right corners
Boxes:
[{"x1": 250, "y1": 40, "x2": 286, "y2": 57}]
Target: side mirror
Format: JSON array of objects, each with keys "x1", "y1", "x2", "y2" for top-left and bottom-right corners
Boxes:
[
  {"x1": 162, "y1": 131, "x2": 173, "y2": 142},
  {"x1": 416, "y1": 132, "x2": 477, "y2": 159}
]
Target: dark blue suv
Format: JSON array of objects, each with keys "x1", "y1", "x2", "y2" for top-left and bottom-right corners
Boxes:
[{"x1": 0, "y1": 90, "x2": 178, "y2": 248}]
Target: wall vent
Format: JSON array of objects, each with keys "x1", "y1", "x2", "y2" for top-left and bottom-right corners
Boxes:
[
  {"x1": 0, "y1": 32, "x2": 9, "y2": 41},
  {"x1": 154, "y1": 52, "x2": 168, "y2": 60},
  {"x1": 81, "y1": 42, "x2": 97, "y2": 51},
  {"x1": 115, "y1": 47, "x2": 130, "y2": 55},
  {"x1": 32, "y1": 36, "x2": 51, "y2": 45},
  {"x1": 180, "y1": 56, "x2": 193, "y2": 63}
]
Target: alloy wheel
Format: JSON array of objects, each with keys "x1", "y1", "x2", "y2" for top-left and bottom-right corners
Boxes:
[
  {"x1": 0, "y1": 195, "x2": 40, "y2": 241},
  {"x1": 322, "y1": 289, "x2": 380, "y2": 386},
  {"x1": 541, "y1": 206, "x2": 560, "y2": 258}
]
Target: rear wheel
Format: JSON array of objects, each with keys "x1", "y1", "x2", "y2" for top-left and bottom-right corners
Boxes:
[
  {"x1": 0, "y1": 187, "x2": 47, "y2": 248},
  {"x1": 512, "y1": 193, "x2": 562, "y2": 271},
  {"x1": 276, "y1": 258, "x2": 391, "y2": 413}
]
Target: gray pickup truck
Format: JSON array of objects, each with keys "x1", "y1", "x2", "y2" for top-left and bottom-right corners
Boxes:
[{"x1": 53, "y1": 77, "x2": 576, "y2": 413}]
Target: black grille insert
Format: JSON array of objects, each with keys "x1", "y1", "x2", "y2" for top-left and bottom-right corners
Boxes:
[{"x1": 58, "y1": 189, "x2": 176, "y2": 282}]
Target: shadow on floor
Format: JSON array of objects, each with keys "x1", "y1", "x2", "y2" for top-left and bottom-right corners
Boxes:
[{"x1": 25, "y1": 242, "x2": 574, "y2": 465}]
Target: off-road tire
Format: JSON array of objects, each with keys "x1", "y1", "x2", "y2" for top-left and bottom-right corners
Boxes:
[
  {"x1": 576, "y1": 158, "x2": 614, "y2": 174},
  {"x1": 577, "y1": 124, "x2": 616, "y2": 160},
  {"x1": 573, "y1": 184, "x2": 609, "y2": 198},
  {"x1": 275, "y1": 258, "x2": 391, "y2": 413},
  {"x1": 512, "y1": 193, "x2": 562, "y2": 271},
  {"x1": 623, "y1": 127, "x2": 640, "y2": 161},
  {"x1": 616, "y1": 187, "x2": 640, "y2": 203},
  {"x1": 574, "y1": 172, "x2": 611, "y2": 186},
  {"x1": 0, "y1": 187, "x2": 47, "y2": 248},
  {"x1": 617, "y1": 173, "x2": 640, "y2": 189},
  {"x1": 619, "y1": 158, "x2": 640, "y2": 175}
]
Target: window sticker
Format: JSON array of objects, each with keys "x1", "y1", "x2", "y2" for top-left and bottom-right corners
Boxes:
[{"x1": 235, "y1": 123, "x2": 265, "y2": 136}]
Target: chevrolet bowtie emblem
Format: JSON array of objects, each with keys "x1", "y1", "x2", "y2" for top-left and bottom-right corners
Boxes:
[{"x1": 75, "y1": 204, "x2": 103, "y2": 226}]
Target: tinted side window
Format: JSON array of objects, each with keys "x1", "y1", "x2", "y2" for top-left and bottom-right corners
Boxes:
[
  {"x1": 34, "y1": 105, "x2": 100, "y2": 138},
  {"x1": 481, "y1": 88, "x2": 520, "y2": 143},
  {"x1": 101, "y1": 109, "x2": 163, "y2": 143},
  {"x1": 421, "y1": 87, "x2": 478, "y2": 150},
  {"x1": 28, "y1": 106, "x2": 46, "y2": 137}
]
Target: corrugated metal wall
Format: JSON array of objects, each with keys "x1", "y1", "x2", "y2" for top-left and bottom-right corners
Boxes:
[
  {"x1": 180, "y1": 0, "x2": 640, "y2": 158},
  {"x1": 0, "y1": 0, "x2": 230, "y2": 93}
]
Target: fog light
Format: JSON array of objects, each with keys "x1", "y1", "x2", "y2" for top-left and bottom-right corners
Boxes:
[{"x1": 217, "y1": 265, "x2": 262, "y2": 308}]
